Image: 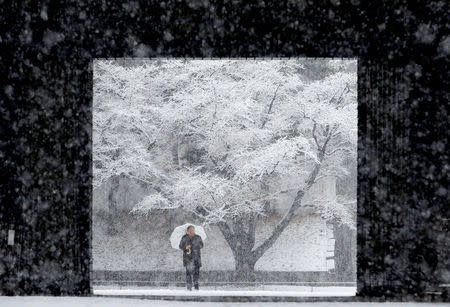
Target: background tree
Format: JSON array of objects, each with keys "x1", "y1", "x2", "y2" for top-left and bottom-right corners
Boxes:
[{"x1": 93, "y1": 59, "x2": 357, "y2": 278}]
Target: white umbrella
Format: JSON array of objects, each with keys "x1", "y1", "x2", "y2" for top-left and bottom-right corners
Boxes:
[{"x1": 170, "y1": 223, "x2": 207, "y2": 249}]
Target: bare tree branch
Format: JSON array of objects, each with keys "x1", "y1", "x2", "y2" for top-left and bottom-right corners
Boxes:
[
  {"x1": 261, "y1": 84, "x2": 282, "y2": 128},
  {"x1": 312, "y1": 123, "x2": 320, "y2": 149},
  {"x1": 251, "y1": 158, "x2": 324, "y2": 260},
  {"x1": 247, "y1": 212, "x2": 258, "y2": 248},
  {"x1": 130, "y1": 121, "x2": 155, "y2": 146},
  {"x1": 269, "y1": 152, "x2": 287, "y2": 175},
  {"x1": 267, "y1": 84, "x2": 281, "y2": 115},
  {"x1": 217, "y1": 220, "x2": 238, "y2": 257},
  {"x1": 251, "y1": 129, "x2": 333, "y2": 261},
  {"x1": 326, "y1": 147, "x2": 352, "y2": 156}
]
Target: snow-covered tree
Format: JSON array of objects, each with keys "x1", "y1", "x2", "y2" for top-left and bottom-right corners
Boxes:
[{"x1": 93, "y1": 59, "x2": 357, "y2": 277}]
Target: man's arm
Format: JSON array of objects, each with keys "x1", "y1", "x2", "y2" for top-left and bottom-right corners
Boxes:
[
  {"x1": 198, "y1": 236, "x2": 204, "y2": 249},
  {"x1": 179, "y1": 236, "x2": 187, "y2": 250}
]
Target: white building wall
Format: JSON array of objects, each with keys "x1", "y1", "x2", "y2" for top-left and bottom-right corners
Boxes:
[{"x1": 273, "y1": 176, "x2": 337, "y2": 214}]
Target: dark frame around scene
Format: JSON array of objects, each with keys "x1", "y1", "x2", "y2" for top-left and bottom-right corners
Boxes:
[{"x1": 0, "y1": 1, "x2": 448, "y2": 301}]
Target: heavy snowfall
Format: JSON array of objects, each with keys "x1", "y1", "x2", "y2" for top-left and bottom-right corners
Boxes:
[{"x1": 92, "y1": 58, "x2": 357, "y2": 296}]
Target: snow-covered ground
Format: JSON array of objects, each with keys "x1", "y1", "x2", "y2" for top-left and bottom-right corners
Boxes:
[
  {"x1": 93, "y1": 285, "x2": 356, "y2": 297},
  {"x1": 0, "y1": 297, "x2": 445, "y2": 307}
]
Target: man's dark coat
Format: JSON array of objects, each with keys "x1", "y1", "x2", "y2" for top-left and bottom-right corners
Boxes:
[{"x1": 179, "y1": 234, "x2": 204, "y2": 267}]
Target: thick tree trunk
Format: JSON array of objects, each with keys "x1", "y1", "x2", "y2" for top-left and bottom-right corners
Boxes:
[
  {"x1": 218, "y1": 216, "x2": 258, "y2": 280},
  {"x1": 235, "y1": 256, "x2": 257, "y2": 281},
  {"x1": 333, "y1": 223, "x2": 356, "y2": 281},
  {"x1": 106, "y1": 176, "x2": 120, "y2": 236}
]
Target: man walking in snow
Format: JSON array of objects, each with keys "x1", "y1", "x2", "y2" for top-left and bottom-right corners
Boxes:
[{"x1": 179, "y1": 225, "x2": 204, "y2": 290}]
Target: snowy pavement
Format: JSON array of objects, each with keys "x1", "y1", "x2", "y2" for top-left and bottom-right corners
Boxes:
[
  {"x1": 93, "y1": 285, "x2": 356, "y2": 297},
  {"x1": 0, "y1": 297, "x2": 447, "y2": 307}
]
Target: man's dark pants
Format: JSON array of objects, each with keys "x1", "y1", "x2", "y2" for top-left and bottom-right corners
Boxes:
[{"x1": 185, "y1": 262, "x2": 200, "y2": 290}]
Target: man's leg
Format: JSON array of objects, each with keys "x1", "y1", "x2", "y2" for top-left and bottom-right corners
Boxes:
[
  {"x1": 186, "y1": 263, "x2": 194, "y2": 290},
  {"x1": 193, "y1": 265, "x2": 200, "y2": 290}
]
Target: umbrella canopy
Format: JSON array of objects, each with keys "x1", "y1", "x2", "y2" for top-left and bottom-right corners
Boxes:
[{"x1": 170, "y1": 223, "x2": 207, "y2": 249}]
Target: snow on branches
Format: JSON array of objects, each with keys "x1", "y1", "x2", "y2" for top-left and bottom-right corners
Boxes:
[{"x1": 93, "y1": 59, "x2": 357, "y2": 227}]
